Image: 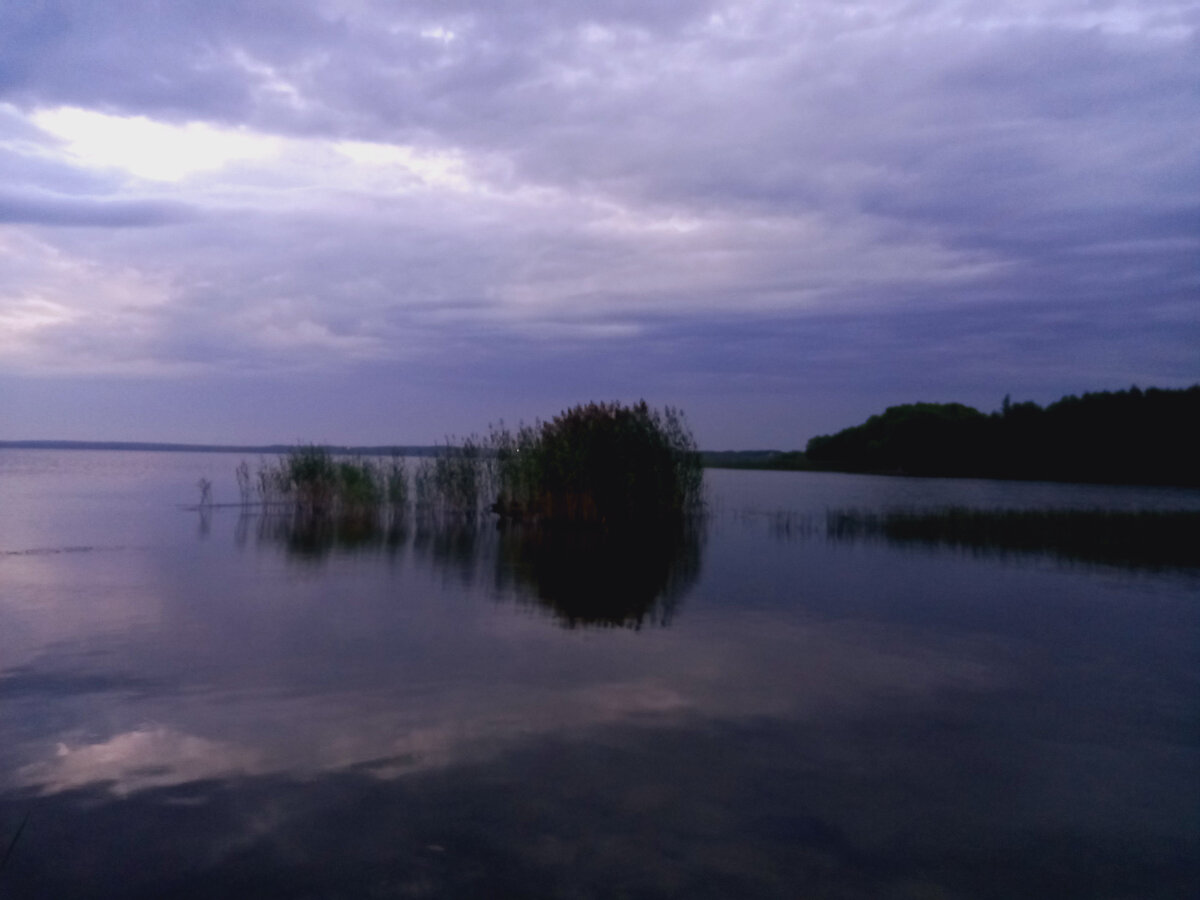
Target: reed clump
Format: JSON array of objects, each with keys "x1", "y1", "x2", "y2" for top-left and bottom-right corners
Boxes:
[
  {"x1": 413, "y1": 436, "x2": 493, "y2": 518},
  {"x1": 491, "y1": 401, "x2": 703, "y2": 525},
  {"x1": 251, "y1": 446, "x2": 407, "y2": 517},
  {"x1": 240, "y1": 400, "x2": 703, "y2": 527}
]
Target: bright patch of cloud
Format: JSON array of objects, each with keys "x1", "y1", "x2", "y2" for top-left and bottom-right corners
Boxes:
[
  {"x1": 334, "y1": 140, "x2": 473, "y2": 191},
  {"x1": 32, "y1": 107, "x2": 280, "y2": 182},
  {"x1": 419, "y1": 25, "x2": 457, "y2": 44},
  {"x1": 0, "y1": 231, "x2": 178, "y2": 374},
  {"x1": 0, "y1": 296, "x2": 78, "y2": 342},
  {"x1": 231, "y1": 49, "x2": 308, "y2": 111}
]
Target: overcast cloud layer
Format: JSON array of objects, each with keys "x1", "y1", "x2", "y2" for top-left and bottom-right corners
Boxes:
[{"x1": 1, "y1": 0, "x2": 1197, "y2": 447}]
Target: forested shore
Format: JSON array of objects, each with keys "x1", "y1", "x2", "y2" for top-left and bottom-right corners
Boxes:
[{"x1": 706, "y1": 386, "x2": 1200, "y2": 487}]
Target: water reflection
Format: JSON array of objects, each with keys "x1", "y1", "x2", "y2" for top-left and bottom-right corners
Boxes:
[
  {"x1": 759, "y1": 506, "x2": 1200, "y2": 572},
  {"x1": 245, "y1": 510, "x2": 707, "y2": 628},
  {"x1": 411, "y1": 514, "x2": 486, "y2": 585},
  {"x1": 196, "y1": 505, "x2": 211, "y2": 539},
  {"x1": 4, "y1": 709, "x2": 1195, "y2": 900},
  {"x1": 4, "y1": 455, "x2": 1198, "y2": 898},
  {"x1": 497, "y1": 519, "x2": 703, "y2": 628},
  {"x1": 253, "y1": 511, "x2": 409, "y2": 561}
]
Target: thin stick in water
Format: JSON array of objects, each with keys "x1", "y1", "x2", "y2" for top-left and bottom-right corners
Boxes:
[{"x1": 0, "y1": 811, "x2": 30, "y2": 875}]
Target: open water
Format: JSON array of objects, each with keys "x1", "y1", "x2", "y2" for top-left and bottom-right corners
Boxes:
[{"x1": 1, "y1": 450, "x2": 1197, "y2": 898}]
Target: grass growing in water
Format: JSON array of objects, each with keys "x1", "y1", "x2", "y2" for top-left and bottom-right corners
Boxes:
[
  {"x1": 826, "y1": 507, "x2": 1200, "y2": 569},
  {"x1": 250, "y1": 446, "x2": 407, "y2": 517},
  {"x1": 239, "y1": 400, "x2": 703, "y2": 527},
  {"x1": 491, "y1": 401, "x2": 702, "y2": 525},
  {"x1": 413, "y1": 436, "x2": 493, "y2": 518}
]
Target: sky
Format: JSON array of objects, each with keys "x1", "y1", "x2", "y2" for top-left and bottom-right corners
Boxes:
[{"x1": 0, "y1": 0, "x2": 1197, "y2": 449}]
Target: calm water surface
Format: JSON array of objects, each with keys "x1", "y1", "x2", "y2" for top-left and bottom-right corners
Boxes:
[{"x1": 1, "y1": 451, "x2": 1198, "y2": 898}]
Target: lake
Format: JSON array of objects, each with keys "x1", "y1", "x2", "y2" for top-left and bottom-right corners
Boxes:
[{"x1": 1, "y1": 450, "x2": 1198, "y2": 898}]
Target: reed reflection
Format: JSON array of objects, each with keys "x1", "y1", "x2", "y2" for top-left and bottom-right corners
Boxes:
[
  {"x1": 252, "y1": 510, "x2": 409, "y2": 562},
  {"x1": 823, "y1": 507, "x2": 1200, "y2": 570},
  {"x1": 496, "y1": 518, "x2": 704, "y2": 628},
  {"x1": 242, "y1": 510, "x2": 706, "y2": 627},
  {"x1": 411, "y1": 513, "x2": 487, "y2": 587}
]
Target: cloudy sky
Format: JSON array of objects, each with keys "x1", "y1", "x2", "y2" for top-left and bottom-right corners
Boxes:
[{"x1": 1, "y1": 0, "x2": 1196, "y2": 448}]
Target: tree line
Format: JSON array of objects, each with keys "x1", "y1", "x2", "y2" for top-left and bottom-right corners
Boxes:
[{"x1": 801, "y1": 385, "x2": 1199, "y2": 486}]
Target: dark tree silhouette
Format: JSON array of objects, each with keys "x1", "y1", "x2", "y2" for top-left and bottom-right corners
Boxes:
[{"x1": 806, "y1": 385, "x2": 1200, "y2": 486}]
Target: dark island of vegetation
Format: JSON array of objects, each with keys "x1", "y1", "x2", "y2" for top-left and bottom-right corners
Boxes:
[
  {"x1": 490, "y1": 401, "x2": 702, "y2": 524},
  {"x1": 706, "y1": 385, "x2": 1200, "y2": 487},
  {"x1": 234, "y1": 401, "x2": 703, "y2": 527}
]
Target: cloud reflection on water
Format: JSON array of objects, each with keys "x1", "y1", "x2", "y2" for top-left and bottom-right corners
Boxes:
[
  {"x1": 17, "y1": 726, "x2": 261, "y2": 797},
  {"x1": 6, "y1": 509, "x2": 1018, "y2": 803},
  {"x1": 2, "y1": 475, "x2": 1197, "y2": 897}
]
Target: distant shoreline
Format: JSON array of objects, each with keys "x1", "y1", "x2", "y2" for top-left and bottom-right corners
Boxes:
[
  {"x1": 7, "y1": 436, "x2": 1198, "y2": 490},
  {"x1": 2, "y1": 441, "x2": 787, "y2": 469},
  {"x1": 0, "y1": 440, "x2": 443, "y2": 456}
]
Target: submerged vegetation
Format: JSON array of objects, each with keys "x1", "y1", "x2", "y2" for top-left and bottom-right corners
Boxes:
[{"x1": 826, "y1": 507, "x2": 1200, "y2": 570}]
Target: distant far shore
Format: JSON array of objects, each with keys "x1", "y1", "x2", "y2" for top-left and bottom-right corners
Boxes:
[
  {"x1": 0, "y1": 440, "x2": 444, "y2": 457},
  {"x1": 6, "y1": 380, "x2": 1198, "y2": 491},
  {"x1": 1, "y1": 440, "x2": 790, "y2": 467},
  {"x1": 708, "y1": 385, "x2": 1200, "y2": 489}
]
